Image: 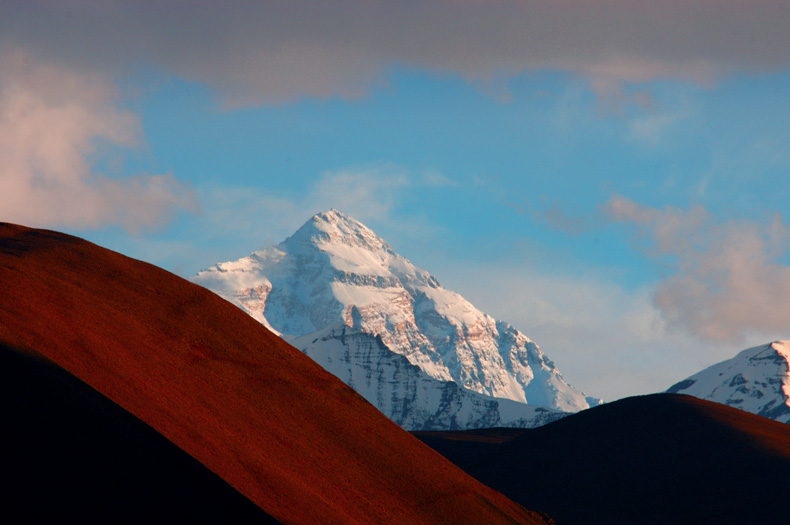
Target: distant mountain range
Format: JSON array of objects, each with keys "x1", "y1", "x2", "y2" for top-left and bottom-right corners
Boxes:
[
  {"x1": 193, "y1": 209, "x2": 600, "y2": 430},
  {"x1": 667, "y1": 340, "x2": 790, "y2": 423}
]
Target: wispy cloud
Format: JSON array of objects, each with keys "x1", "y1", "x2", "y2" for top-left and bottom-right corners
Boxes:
[
  {"x1": 307, "y1": 166, "x2": 411, "y2": 221},
  {"x1": 196, "y1": 164, "x2": 451, "y2": 257},
  {"x1": 440, "y1": 261, "x2": 731, "y2": 402},
  {"x1": 1, "y1": 1, "x2": 788, "y2": 105},
  {"x1": 535, "y1": 199, "x2": 604, "y2": 235},
  {"x1": 0, "y1": 51, "x2": 197, "y2": 233},
  {"x1": 604, "y1": 195, "x2": 790, "y2": 342},
  {"x1": 628, "y1": 111, "x2": 689, "y2": 146}
]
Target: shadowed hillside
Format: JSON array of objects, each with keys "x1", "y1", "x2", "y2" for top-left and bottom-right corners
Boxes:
[
  {"x1": 1, "y1": 344, "x2": 276, "y2": 522},
  {"x1": 416, "y1": 393, "x2": 790, "y2": 524},
  {"x1": 0, "y1": 223, "x2": 545, "y2": 524}
]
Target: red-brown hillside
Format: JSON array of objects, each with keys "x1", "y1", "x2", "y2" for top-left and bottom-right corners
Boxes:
[
  {"x1": 416, "y1": 394, "x2": 790, "y2": 524},
  {"x1": 0, "y1": 223, "x2": 545, "y2": 524},
  {"x1": 1, "y1": 342, "x2": 276, "y2": 522}
]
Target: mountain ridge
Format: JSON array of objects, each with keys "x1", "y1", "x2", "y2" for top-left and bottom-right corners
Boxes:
[
  {"x1": 415, "y1": 393, "x2": 790, "y2": 524},
  {"x1": 0, "y1": 221, "x2": 546, "y2": 524},
  {"x1": 1, "y1": 342, "x2": 276, "y2": 522},
  {"x1": 667, "y1": 340, "x2": 790, "y2": 423},
  {"x1": 194, "y1": 209, "x2": 599, "y2": 423},
  {"x1": 289, "y1": 322, "x2": 566, "y2": 430}
]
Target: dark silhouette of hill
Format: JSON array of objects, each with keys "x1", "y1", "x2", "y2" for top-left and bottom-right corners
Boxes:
[
  {"x1": 415, "y1": 394, "x2": 790, "y2": 524},
  {"x1": 1, "y1": 343, "x2": 276, "y2": 522},
  {"x1": 0, "y1": 223, "x2": 545, "y2": 524}
]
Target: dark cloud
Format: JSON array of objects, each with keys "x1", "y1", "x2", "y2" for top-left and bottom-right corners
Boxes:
[{"x1": 1, "y1": 1, "x2": 789, "y2": 105}]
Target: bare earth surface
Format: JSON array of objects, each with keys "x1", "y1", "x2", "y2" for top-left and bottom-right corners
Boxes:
[
  {"x1": 1, "y1": 343, "x2": 276, "y2": 522},
  {"x1": 0, "y1": 222, "x2": 546, "y2": 524}
]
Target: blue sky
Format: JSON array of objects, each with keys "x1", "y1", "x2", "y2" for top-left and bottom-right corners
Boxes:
[{"x1": 2, "y1": 1, "x2": 789, "y2": 400}]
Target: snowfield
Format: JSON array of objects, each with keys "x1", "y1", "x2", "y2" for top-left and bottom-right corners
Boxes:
[{"x1": 667, "y1": 340, "x2": 790, "y2": 424}]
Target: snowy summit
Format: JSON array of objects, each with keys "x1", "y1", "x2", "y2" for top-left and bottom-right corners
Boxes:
[
  {"x1": 667, "y1": 340, "x2": 790, "y2": 423},
  {"x1": 193, "y1": 210, "x2": 599, "y2": 429}
]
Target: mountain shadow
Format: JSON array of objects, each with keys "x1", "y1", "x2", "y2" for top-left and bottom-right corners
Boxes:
[
  {"x1": 415, "y1": 393, "x2": 790, "y2": 524},
  {"x1": 1, "y1": 343, "x2": 276, "y2": 522}
]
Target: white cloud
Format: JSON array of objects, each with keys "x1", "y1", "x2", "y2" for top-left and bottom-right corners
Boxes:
[
  {"x1": 604, "y1": 195, "x2": 790, "y2": 342},
  {"x1": 439, "y1": 261, "x2": 749, "y2": 402},
  {"x1": 0, "y1": 51, "x2": 197, "y2": 233},
  {"x1": 433, "y1": 194, "x2": 790, "y2": 401}
]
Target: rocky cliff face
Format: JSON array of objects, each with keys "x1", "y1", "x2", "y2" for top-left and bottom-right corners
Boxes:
[
  {"x1": 193, "y1": 210, "x2": 599, "y2": 428},
  {"x1": 288, "y1": 322, "x2": 565, "y2": 430},
  {"x1": 667, "y1": 340, "x2": 790, "y2": 423}
]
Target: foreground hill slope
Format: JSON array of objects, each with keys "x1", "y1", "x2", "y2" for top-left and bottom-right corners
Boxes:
[
  {"x1": 416, "y1": 394, "x2": 790, "y2": 524},
  {"x1": 0, "y1": 223, "x2": 544, "y2": 524},
  {"x1": 1, "y1": 343, "x2": 275, "y2": 522}
]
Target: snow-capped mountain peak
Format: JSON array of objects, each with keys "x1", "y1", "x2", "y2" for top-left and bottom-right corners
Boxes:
[
  {"x1": 667, "y1": 340, "x2": 790, "y2": 423},
  {"x1": 193, "y1": 210, "x2": 599, "y2": 417},
  {"x1": 284, "y1": 209, "x2": 395, "y2": 255}
]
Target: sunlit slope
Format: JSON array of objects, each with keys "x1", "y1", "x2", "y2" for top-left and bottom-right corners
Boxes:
[
  {"x1": 0, "y1": 222, "x2": 544, "y2": 525},
  {"x1": 668, "y1": 341, "x2": 790, "y2": 423}
]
